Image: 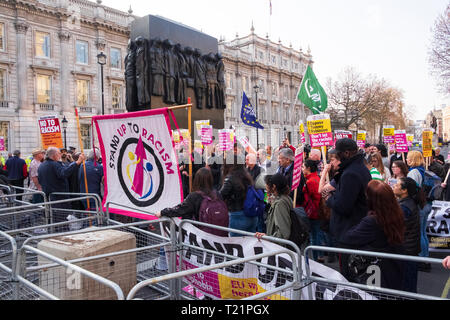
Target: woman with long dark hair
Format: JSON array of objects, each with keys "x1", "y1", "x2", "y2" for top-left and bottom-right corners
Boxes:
[
  {"x1": 393, "y1": 177, "x2": 421, "y2": 293},
  {"x1": 220, "y1": 155, "x2": 255, "y2": 237},
  {"x1": 341, "y1": 180, "x2": 405, "y2": 290}
]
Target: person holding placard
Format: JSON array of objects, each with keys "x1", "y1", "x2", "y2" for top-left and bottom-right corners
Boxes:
[{"x1": 219, "y1": 156, "x2": 256, "y2": 237}]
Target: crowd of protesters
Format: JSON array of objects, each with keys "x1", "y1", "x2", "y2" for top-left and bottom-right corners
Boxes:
[{"x1": 1, "y1": 135, "x2": 449, "y2": 293}]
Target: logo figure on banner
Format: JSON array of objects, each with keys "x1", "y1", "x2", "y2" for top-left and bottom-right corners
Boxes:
[{"x1": 118, "y1": 136, "x2": 164, "y2": 207}]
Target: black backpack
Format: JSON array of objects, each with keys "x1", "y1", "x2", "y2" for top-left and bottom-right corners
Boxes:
[{"x1": 288, "y1": 208, "x2": 310, "y2": 250}]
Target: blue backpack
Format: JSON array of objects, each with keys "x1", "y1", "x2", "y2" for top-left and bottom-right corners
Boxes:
[{"x1": 243, "y1": 186, "x2": 265, "y2": 217}]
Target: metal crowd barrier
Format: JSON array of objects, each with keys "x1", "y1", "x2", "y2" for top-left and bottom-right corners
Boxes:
[
  {"x1": 126, "y1": 248, "x2": 298, "y2": 300},
  {"x1": 0, "y1": 184, "x2": 47, "y2": 207},
  {"x1": 11, "y1": 218, "x2": 174, "y2": 300},
  {"x1": 0, "y1": 194, "x2": 107, "y2": 299},
  {"x1": 303, "y1": 245, "x2": 449, "y2": 300}
]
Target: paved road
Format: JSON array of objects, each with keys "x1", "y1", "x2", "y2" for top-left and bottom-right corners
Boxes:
[{"x1": 319, "y1": 250, "x2": 449, "y2": 299}]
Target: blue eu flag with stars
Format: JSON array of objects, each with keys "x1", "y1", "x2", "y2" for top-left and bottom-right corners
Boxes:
[{"x1": 241, "y1": 92, "x2": 264, "y2": 130}]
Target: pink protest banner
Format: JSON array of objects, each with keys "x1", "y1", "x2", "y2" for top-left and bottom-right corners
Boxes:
[
  {"x1": 0, "y1": 136, "x2": 4, "y2": 152},
  {"x1": 92, "y1": 108, "x2": 183, "y2": 221},
  {"x1": 291, "y1": 149, "x2": 304, "y2": 191},
  {"x1": 394, "y1": 130, "x2": 408, "y2": 153},
  {"x1": 218, "y1": 129, "x2": 233, "y2": 151},
  {"x1": 200, "y1": 125, "x2": 213, "y2": 145}
]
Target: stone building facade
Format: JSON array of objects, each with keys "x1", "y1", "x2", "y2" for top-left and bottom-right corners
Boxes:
[
  {"x1": 0, "y1": 0, "x2": 134, "y2": 155},
  {"x1": 218, "y1": 27, "x2": 313, "y2": 149}
]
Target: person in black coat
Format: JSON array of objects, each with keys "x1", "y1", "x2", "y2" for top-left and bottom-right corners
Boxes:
[
  {"x1": 219, "y1": 155, "x2": 255, "y2": 237},
  {"x1": 393, "y1": 177, "x2": 421, "y2": 293},
  {"x1": 340, "y1": 180, "x2": 406, "y2": 291},
  {"x1": 326, "y1": 139, "x2": 371, "y2": 278}
]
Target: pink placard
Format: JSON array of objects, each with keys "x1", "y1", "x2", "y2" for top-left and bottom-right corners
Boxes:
[
  {"x1": 0, "y1": 137, "x2": 4, "y2": 152},
  {"x1": 395, "y1": 131, "x2": 408, "y2": 153},
  {"x1": 291, "y1": 152, "x2": 304, "y2": 191},
  {"x1": 357, "y1": 140, "x2": 366, "y2": 148},
  {"x1": 310, "y1": 132, "x2": 333, "y2": 148},
  {"x1": 200, "y1": 125, "x2": 213, "y2": 145},
  {"x1": 218, "y1": 130, "x2": 233, "y2": 151},
  {"x1": 384, "y1": 136, "x2": 395, "y2": 144}
]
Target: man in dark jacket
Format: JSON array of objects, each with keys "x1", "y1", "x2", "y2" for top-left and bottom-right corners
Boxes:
[
  {"x1": 38, "y1": 147, "x2": 85, "y2": 226},
  {"x1": 5, "y1": 150, "x2": 28, "y2": 201},
  {"x1": 326, "y1": 138, "x2": 371, "y2": 278},
  {"x1": 276, "y1": 148, "x2": 294, "y2": 189},
  {"x1": 245, "y1": 153, "x2": 263, "y2": 182}
]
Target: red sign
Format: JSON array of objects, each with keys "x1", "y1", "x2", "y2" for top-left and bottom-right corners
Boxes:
[{"x1": 38, "y1": 116, "x2": 63, "y2": 149}]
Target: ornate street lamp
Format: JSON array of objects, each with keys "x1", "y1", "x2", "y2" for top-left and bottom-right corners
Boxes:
[
  {"x1": 97, "y1": 52, "x2": 107, "y2": 115},
  {"x1": 62, "y1": 116, "x2": 68, "y2": 149}
]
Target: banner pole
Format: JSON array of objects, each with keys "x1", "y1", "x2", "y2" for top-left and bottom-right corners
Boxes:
[
  {"x1": 321, "y1": 146, "x2": 329, "y2": 183},
  {"x1": 293, "y1": 188, "x2": 298, "y2": 208},
  {"x1": 444, "y1": 168, "x2": 450, "y2": 185},
  {"x1": 188, "y1": 98, "x2": 193, "y2": 193},
  {"x1": 75, "y1": 108, "x2": 91, "y2": 224}
]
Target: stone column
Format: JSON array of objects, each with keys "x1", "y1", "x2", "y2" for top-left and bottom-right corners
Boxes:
[
  {"x1": 14, "y1": 20, "x2": 29, "y2": 111},
  {"x1": 59, "y1": 31, "x2": 71, "y2": 113}
]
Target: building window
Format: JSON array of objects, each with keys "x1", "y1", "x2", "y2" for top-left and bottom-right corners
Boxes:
[
  {"x1": 271, "y1": 55, "x2": 276, "y2": 64},
  {"x1": 242, "y1": 76, "x2": 249, "y2": 93},
  {"x1": 225, "y1": 100, "x2": 232, "y2": 118},
  {"x1": 112, "y1": 84, "x2": 122, "y2": 109},
  {"x1": 226, "y1": 73, "x2": 233, "y2": 90},
  {"x1": 0, "y1": 121, "x2": 9, "y2": 151},
  {"x1": 36, "y1": 75, "x2": 51, "y2": 104},
  {"x1": 258, "y1": 51, "x2": 264, "y2": 60},
  {"x1": 272, "y1": 82, "x2": 278, "y2": 97},
  {"x1": 0, "y1": 70, "x2": 5, "y2": 101},
  {"x1": 35, "y1": 31, "x2": 50, "y2": 58},
  {"x1": 294, "y1": 63, "x2": 298, "y2": 70},
  {"x1": 273, "y1": 106, "x2": 279, "y2": 122},
  {"x1": 259, "y1": 80, "x2": 265, "y2": 95},
  {"x1": 76, "y1": 80, "x2": 89, "y2": 107},
  {"x1": 0, "y1": 23, "x2": 4, "y2": 51},
  {"x1": 80, "y1": 124, "x2": 91, "y2": 149},
  {"x1": 110, "y1": 47, "x2": 121, "y2": 69},
  {"x1": 76, "y1": 40, "x2": 89, "y2": 64},
  {"x1": 284, "y1": 85, "x2": 289, "y2": 101}
]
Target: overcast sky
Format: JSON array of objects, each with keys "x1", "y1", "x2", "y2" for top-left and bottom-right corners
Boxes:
[{"x1": 103, "y1": 0, "x2": 449, "y2": 120}]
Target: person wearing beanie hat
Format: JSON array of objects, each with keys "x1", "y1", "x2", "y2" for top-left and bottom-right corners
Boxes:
[{"x1": 325, "y1": 138, "x2": 371, "y2": 278}]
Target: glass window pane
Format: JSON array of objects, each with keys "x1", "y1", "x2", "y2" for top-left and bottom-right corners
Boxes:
[
  {"x1": 0, "y1": 23, "x2": 4, "y2": 51},
  {"x1": 0, "y1": 70, "x2": 5, "y2": 101},
  {"x1": 36, "y1": 32, "x2": 50, "y2": 58},
  {"x1": 110, "y1": 48, "x2": 121, "y2": 69},
  {"x1": 81, "y1": 124, "x2": 91, "y2": 149},
  {"x1": 76, "y1": 80, "x2": 89, "y2": 106},
  {"x1": 76, "y1": 41, "x2": 88, "y2": 64},
  {"x1": 112, "y1": 84, "x2": 121, "y2": 109},
  {"x1": 37, "y1": 75, "x2": 51, "y2": 104}
]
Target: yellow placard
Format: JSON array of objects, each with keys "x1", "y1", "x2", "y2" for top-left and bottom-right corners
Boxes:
[
  {"x1": 407, "y1": 135, "x2": 414, "y2": 142},
  {"x1": 307, "y1": 118, "x2": 331, "y2": 135},
  {"x1": 299, "y1": 122, "x2": 305, "y2": 134},
  {"x1": 195, "y1": 120, "x2": 210, "y2": 134},
  {"x1": 357, "y1": 132, "x2": 366, "y2": 141},
  {"x1": 422, "y1": 130, "x2": 433, "y2": 158},
  {"x1": 383, "y1": 128, "x2": 395, "y2": 137},
  {"x1": 172, "y1": 130, "x2": 180, "y2": 143},
  {"x1": 194, "y1": 140, "x2": 203, "y2": 150}
]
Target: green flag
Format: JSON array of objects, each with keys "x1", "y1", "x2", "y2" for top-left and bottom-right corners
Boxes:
[{"x1": 298, "y1": 65, "x2": 328, "y2": 115}]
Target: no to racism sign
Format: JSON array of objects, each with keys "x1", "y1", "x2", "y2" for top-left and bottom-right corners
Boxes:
[
  {"x1": 38, "y1": 116, "x2": 63, "y2": 149},
  {"x1": 394, "y1": 130, "x2": 408, "y2": 153}
]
